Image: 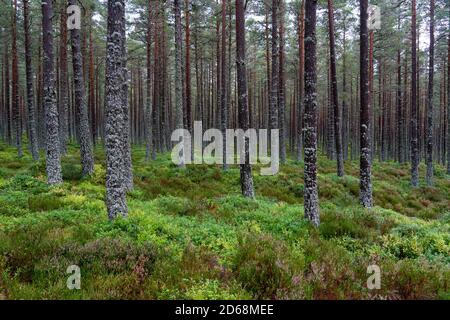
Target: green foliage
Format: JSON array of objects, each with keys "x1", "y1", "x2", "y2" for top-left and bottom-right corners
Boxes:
[{"x1": 0, "y1": 142, "x2": 449, "y2": 299}]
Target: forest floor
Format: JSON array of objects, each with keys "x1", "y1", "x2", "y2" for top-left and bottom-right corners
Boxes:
[{"x1": 0, "y1": 142, "x2": 449, "y2": 299}]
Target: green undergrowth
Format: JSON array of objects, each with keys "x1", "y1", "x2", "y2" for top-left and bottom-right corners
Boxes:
[{"x1": 0, "y1": 142, "x2": 449, "y2": 299}]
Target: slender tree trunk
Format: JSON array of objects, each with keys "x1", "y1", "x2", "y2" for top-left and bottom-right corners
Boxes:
[
  {"x1": 265, "y1": 10, "x2": 271, "y2": 131},
  {"x1": 42, "y1": 0, "x2": 62, "y2": 185},
  {"x1": 447, "y1": 5, "x2": 450, "y2": 175},
  {"x1": 59, "y1": 5, "x2": 69, "y2": 154},
  {"x1": 4, "y1": 45, "x2": 11, "y2": 144},
  {"x1": 425, "y1": 0, "x2": 435, "y2": 186},
  {"x1": 174, "y1": 0, "x2": 185, "y2": 167},
  {"x1": 69, "y1": 0, "x2": 94, "y2": 176},
  {"x1": 235, "y1": 0, "x2": 255, "y2": 198},
  {"x1": 122, "y1": 8, "x2": 133, "y2": 191},
  {"x1": 88, "y1": 27, "x2": 96, "y2": 146},
  {"x1": 342, "y1": 15, "x2": 348, "y2": 161},
  {"x1": 105, "y1": 0, "x2": 128, "y2": 219},
  {"x1": 296, "y1": 0, "x2": 305, "y2": 162},
  {"x1": 397, "y1": 47, "x2": 403, "y2": 163},
  {"x1": 185, "y1": 0, "x2": 192, "y2": 133},
  {"x1": 145, "y1": 0, "x2": 153, "y2": 162},
  {"x1": 12, "y1": 0, "x2": 22, "y2": 157},
  {"x1": 410, "y1": 0, "x2": 419, "y2": 187},
  {"x1": 269, "y1": 0, "x2": 279, "y2": 137},
  {"x1": 327, "y1": 0, "x2": 344, "y2": 177},
  {"x1": 278, "y1": 0, "x2": 286, "y2": 164},
  {"x1": 303, "y1": 0, "x2": 319, "y2": 226},
  {"x1": 23, "y1": 0, "x2": 39, "y2": 161},
  {"x1": 220, "y1": 0, "x2": 228, "y2": 169},
  {"x1": 359, "y1": 0, "x2": 373, "y2": 208}
]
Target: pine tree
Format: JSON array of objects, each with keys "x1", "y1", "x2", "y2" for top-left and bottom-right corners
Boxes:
[
  {"x1": 327, "y1": 0, "x2": 344, "y2": 177},
  {"x1": 269, "y1": 0, "x2": 279, "y2": 137},
  {"x1": 174, "y1": 0, "x2": 185, "y2": 167},
  {"x1": 145, "y1": 0, "x2": 153, "y2": 162},
  {"x1": 12, "y1": 0, "x2": 21, "y2": 158},
  {"x1": 59, "y1": 5, "x2": 69, "y2": 154},
  {"x1": 220, "y1": 0, "x2": 228, "y2": 169},
  {"x1": 410, "y1": 0, "x2": 419, "y2": 187},
  {"x1": 425, "y1": 0, "x2": 435, "y2": 186},
  {"x1": 69, "y1": 0, "x2": 94, "y2": 176},
  {"x1": 105, "y1": 0, "x2": 128, "y2": 219},
  {"x1": 278, "y1": 0, "x2": 286, "y2": 164},
  {"x1": 303, "y1": 0, "x2": 319, "y2": 226},
  {"x1": 447, "y1": 4, "x2": 450, "y2": 175},
  {"x1": 42, "y1": 0, "x2": 63, "y2": 185},
  {"x1": 235, "y1": 0, "x2": 255, "y2": 198},
  {"x1": 359, "y1": 0, "x2": 372, "y2": 208},
  {"x1": 23, "y1": 0, "x2": 39, "y2": 161}
]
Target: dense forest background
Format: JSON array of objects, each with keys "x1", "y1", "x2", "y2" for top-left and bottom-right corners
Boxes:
[{"x1": 0, "y1": 0, "x2": 449, "y2": 300}]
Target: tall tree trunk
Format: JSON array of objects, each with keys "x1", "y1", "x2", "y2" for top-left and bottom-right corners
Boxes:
[
  {"x1": 342, "y1": 14, "x2": 348, "y2": 161},
  {"x1": 410, "y1": 0, "x2": 419, "y2": 187},
  {"x1": 278, "y1": 0, "x2": 286, "y2": 164},
  {"x1": 397, "y1": 47, "x2": 404, "y2": 163},
  {"x1": 235, "y1": 0, "x2": 255, "y2": 198},
  {"x1": 105, "y1": 0, "x2": 128, "y2": 219},
  {"x1": 88, "y1": 27, "x2": 96, "y2": 145},
  {"x1": 69, "y1": 0, "x2": 94, "y2": 176},
  {"x1": 4, "y1": 45, "x2": 11, "y2": 144},
  {"x1": 59, "y1": 5, "x2": 69, "y2": 154},
  {"x1": 174, "y1": 0, "x2": 185, "y2": 167},
  {"x1": 145, "y1": 0, "x2": 153, "y2": 162},
  {"x1": 425, "y1": 0, "x2": 435, "y2": 186},
  {"x1": 185, "y1": 0, "x2": 192, "y2": 133},
  {"x1": 359, "y1": 0, "x2": 373, "y2": 208},
  {"x1": 447, "y1": 5, "x2": 450, "y2": 175},
  {"x1": 220, "y1": 0, "x2": 228, "y2": 169},
  {"x1": 296, "y1": 0, "x2": 305, "y2": 162},
  {"x1": 23, "y1": 0, "x2": 39, "y2": 161},
  {"x1": 42, "y1": 0, "x2": 62, "y2": 185},
  {"x1": 327, "y1": 0, "x2": 344, "y2": 177},
  {"x1": 265, "y1": 10, "x2": 271, "y2": 131},
  {"x1": 12, "y1": 0, "x2": 22, "y2": 157},
  {"x1": 269, "y1": 0, "x2": 279, "y2": 137},
  {"x1": 303, "y1": 0, "x2": 319, "y2": 226},
  {"x1": 121, "y1": 4, "x2": 133, "y2": 190}
]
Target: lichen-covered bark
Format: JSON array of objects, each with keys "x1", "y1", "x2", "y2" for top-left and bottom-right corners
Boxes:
[
  {"x1": 327, "y1": 0, "x2": 344, "y2": 177},
  {"x1": 269, "y1": 0, "x2": 279, "y2": 135},
  {"x1": 12, "y1": 0, "x2": 22, "y2": 158},
  {"x1": 121, "y1": 20, "x2": 133, "y2": 190},
  {"x1": 4, "y1": 45, "x2": 11, "y2": 145},
  {"x1": 174, "y1": 0, "x2": 185, "y2": 167},
  {"x1": 69, "y1": 0, "x2": 94, "y2": 176},
  {"x1": 42, "y1": 0, "x2": 62, "y2": 185},
  {"x1": 59, "y1": 6, "x2": 69, "y2": 155},
  {"x1": 235, "y1": 0, "x2": 255, "y2": 198},
  {"x1": 425, "y1": 0, "x2": 434, "y2": 186},
  {"x1": 278, "y1": 0, "x2": 286, "y2": 164},
  {"x1": 296, "y1": 1, "x2": 305, "y2": 163},
  {"x1": 396, "y1": 45, "x2": 403, "y2": 164},
  {"x1": 410, "y1": 0, "x2": 419, "y2": 187},
  {"x1": 23, "y1": 0, "x2": 39, "y2": 161},
  {"x1": 303, "y1": 0, "x2": 319, "y2": 227},
  {"x1": 220, "y1": 0, "x2": 228, "y2": 170},
  {"x1": 105, "y1": 0, "x2": 128, "y2": 219},
  {"x1": 359, "y1": 0, "x2": 372, "y2": 208},
  {"x1": 145, "y1": 1, "x2": 153, "y2": 162}
]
